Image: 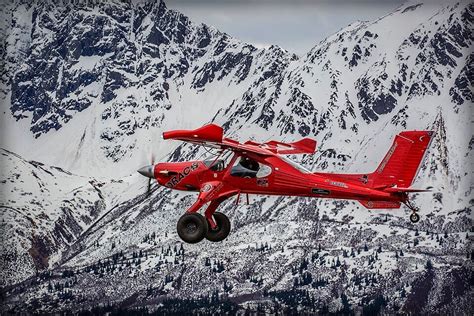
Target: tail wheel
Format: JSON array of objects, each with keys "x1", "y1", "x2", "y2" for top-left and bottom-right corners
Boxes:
[
  {"x1": 177, "y1": 213, "x2": 208, "y2": 243},
  {"x1": 205, "y1": 212, "x2": 231, "y2": 242},
  {"x1": 409, "y1": 212, "x2": 420, "y2": 223},
  {"x1": 404, "y1": 200, "x2": 420, "y2": 223}
]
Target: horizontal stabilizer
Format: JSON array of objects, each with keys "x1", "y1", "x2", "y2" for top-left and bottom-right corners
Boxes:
[
  {"x1": 383, "y1": 187, "x2": 432, "y2": 193},
  {"x1": 358, "y1": 200, "x2": 401, "y2": 209}
]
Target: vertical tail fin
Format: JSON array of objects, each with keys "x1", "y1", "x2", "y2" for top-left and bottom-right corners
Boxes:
[{"x1": 370, "y1": 131, "x2": 433, "y2": 188}]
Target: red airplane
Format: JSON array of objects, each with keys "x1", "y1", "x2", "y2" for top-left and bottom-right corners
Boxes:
[{"x1": 138, "y1": 124, "x2": 433, "y2": 244}]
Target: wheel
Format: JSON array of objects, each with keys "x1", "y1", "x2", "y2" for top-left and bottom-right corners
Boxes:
[
  {"x1": 409, "y1": 212, "x2": 420, "y2": 223},
  {"x1": 177, "y1": 213, "x2": 208, "y2": 243},
  {"x1": 205, "y1": 212, "x2": 231, "y2": 242}
]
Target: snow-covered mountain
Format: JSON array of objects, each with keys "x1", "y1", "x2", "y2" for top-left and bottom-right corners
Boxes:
[{"x1": 0, "y1": 0, "x2": 472, "y2": 314}]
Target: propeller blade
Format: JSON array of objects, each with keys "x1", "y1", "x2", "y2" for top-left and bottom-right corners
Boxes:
[
  {"x1": 140, "y1": 132, "x2": 158, "y2": 196},
  {"x1": 148, "y1": 135, "x2": 157, "y2": 195}
]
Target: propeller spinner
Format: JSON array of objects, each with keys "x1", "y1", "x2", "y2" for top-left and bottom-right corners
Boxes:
[
  {"x1": 137, "y1": 165, "x2": 155, "y2": 178},
  {"x1": 138, "y1": 164, "x2": 155, "y2": 196}
]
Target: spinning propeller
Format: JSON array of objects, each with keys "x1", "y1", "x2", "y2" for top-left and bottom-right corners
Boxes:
[
  {"x1": 138, "y1": 133, "x2": 158, "y2": 196},
  {"x1": 137, "y1": 152, "x2": 155, "y2": 196}
]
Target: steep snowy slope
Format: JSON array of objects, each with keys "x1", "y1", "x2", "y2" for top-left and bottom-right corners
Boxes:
[
  {"x1": 0, "y1": 0, "x2": 472, "y2": 314},
  {"x1": 0, "y1": 149, "x2": 105, "y2": 285}
]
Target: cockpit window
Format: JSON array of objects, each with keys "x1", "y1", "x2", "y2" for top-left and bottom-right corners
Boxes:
[
  {"x1": 203, "y1": 159, "x2": 225, "y2": 171},
  {"x1": 279, "y1": 155, "x2": 312, "y2": 173}
]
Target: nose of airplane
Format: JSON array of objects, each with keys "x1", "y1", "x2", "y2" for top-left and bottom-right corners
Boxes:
[{"x1": 137, "y1": 165, "x2": 155, "y2": 178}]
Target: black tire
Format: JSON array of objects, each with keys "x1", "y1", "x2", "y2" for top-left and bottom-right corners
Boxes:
[
  {"x1": 177, "y1": 213, "x2": 208, "y2": 243},
  {"x1": 410, "y1": 212, "x2": 420, "y2": 223},
  {"x1": 205, "y1": 212, "x2": 231, "y2": 242}
]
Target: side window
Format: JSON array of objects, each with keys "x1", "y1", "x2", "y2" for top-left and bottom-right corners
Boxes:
[
  {"x1": 256, "y1": 164, "x2": 272, "y2": 178},
  {"x1": 230, "y1": 157, "x2": 272, "y2": 178}
]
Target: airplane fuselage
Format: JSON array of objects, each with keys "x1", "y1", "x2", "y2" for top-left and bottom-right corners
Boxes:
[{"x1": 152, "y1": 152, "x2": 403, "y2": 207}]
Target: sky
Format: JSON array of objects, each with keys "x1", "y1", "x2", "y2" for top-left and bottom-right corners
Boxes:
[{"x1": 167, "y1": 0, "x2": 405, "y2": 55}]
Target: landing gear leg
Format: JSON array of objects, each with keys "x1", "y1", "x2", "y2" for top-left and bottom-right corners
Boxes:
[
  {"x1": 176, "y1": 183, "x2": 233, "y2": 243},
  {"x1": 204, "y1": 198, "x2": 231, "y2": 242}
]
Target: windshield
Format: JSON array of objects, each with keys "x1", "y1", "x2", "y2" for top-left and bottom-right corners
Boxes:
[
  {"x1": 280, "y1": 155, "x2": 312, "y2": 173},
  {"x1": 203, "y1": 151, "x2": 234, "y2": 171}
]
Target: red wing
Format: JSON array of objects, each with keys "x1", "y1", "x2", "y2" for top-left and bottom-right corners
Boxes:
[
  {"x1": 163, "y1": 123, "x2": 317, "y2": 156},
  {"x1": 163, "y1": 124, "x2": 224, "y2": 145},
  {"x1": 162, "y1": 124, "x2": 273, "y2": 155}
]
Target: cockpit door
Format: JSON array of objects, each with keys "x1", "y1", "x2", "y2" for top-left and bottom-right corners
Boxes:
[{"x1": 227, "y1": 156, "x2": 273, "y2": 191}]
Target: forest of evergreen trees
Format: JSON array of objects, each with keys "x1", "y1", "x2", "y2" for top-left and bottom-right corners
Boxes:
[{"x1": 63, "y1": 287, "x2": 391, "y2": 315}]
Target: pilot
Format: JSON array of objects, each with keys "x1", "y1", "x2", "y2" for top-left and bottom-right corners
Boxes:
[
  {"x1": 239, "y1": 157, "x2": 259, "y2": 171},
  {"x1": 214, "y1": 160, "x2": 224, "y2": 171},
  {"x1": 230, "y1": 157, "x2": 260, "y2": 178}
]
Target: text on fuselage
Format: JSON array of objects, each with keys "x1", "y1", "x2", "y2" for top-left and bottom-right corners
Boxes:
[{"x1": 165, "y1": 163, "x2": 199, "y2": 188}]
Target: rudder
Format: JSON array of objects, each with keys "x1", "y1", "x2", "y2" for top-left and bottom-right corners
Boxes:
[{"x1": 370, "y1": 131, "x2": 433, "y2": 188}]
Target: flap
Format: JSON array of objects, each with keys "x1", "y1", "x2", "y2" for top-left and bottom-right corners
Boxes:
[{"x1": 261, "y1": 138, "x2": 317, "y2": 154}]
